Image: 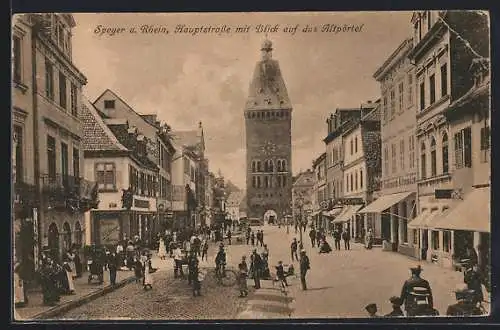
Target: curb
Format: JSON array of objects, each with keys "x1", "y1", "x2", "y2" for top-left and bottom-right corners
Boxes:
[{"x1": 31, "y1": 275, "x2": 136, "y2": 320}]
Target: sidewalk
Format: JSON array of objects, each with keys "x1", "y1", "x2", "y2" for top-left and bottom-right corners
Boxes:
[{"x1": 14, "y1": 268, "x2": 137, "y2": 321}]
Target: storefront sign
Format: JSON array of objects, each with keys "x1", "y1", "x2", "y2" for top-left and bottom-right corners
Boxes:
[
  {"x1": 134, "y1": 198, "x2": 150, "y2": 209},
  {"x1": 382, "y1": 173, "x2": 417, "y2": 190},
  {"x1": 336, "y1": 198, "x2": 364, "y2": 205}
]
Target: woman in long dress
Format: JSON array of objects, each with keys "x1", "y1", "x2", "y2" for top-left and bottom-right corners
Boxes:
[
  {"x1": 157, "y1": 237, "x2": 167, "y2": 260},
  {"x1": 142, "y1": 256, "x2": 153, "y2": 290},
  {"x1": 62, "y1": 261, "x2": 76, "y2": 294},
  {"x1": 65, "y1": 250, "x2": 77, "y2": 279}
]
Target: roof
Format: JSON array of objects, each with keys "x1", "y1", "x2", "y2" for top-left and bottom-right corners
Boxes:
[
  {"x1": 373, "y1": 37, "x2": 413, "y2": 81},
  {"x1": 245, "y1": 41, "x2": 292, "y2": 111},
  {"x1": 361, "y1": 104, "x2": 381, "y2": 122},
  {"x1": 293, "y1": 170, "x2": 315, "y2": 187},
  {"x1": 80, "y1": 96, "x2": 128, "y2": 152}
]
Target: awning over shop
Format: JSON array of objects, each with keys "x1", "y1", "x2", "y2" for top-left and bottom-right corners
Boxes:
[
  {"x1": 325, "y1": 208, "x2": 343, "y2": 217},
  {"x1": 434, "y1": 187, "x2": 490, "y2": 233},
  {"x1": 408, "y1": 209, "x2": 443, "y2": 229},
  {"x1": 333, "y1": 205, "x2": 364, "y2": 223},
  {"x1": 357, "y1": 191, "x2": 415, "y2": 214}
]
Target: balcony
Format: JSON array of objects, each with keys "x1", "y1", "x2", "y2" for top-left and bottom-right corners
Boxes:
[
  {"x1": 417, "y1": 173, "x2": 452, "y2": 196},
  {"x1": 40, "y1": 173, "x2": 98, "y2": 211},
  {"x1": 13, "y1": 181, "x2": 38, "y2": 214}
]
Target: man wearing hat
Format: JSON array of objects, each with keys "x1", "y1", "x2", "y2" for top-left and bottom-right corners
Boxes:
[
  {"x1": 299, "y1": 250, "x2": 310, "y2": 290},
  {"x1": 365, "y1": 303, "x2": 379, "y2": 318},
  {"x1": 399, "y1": 265, "x2": 434, "y2": 316},
  {"x1": 250, "y1": 249, "x2": 263, "y2": 289},
  {"x1": 446, "y1": 284, "x2": 483, "y2": 316},
  {"x1": 384, "y1": 296, "x2": 404, "y2": 317}
]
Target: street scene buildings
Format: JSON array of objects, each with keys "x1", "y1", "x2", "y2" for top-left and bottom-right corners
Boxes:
[{"x1": 12, "y1": 11, "x2": 490, "y2": 320}]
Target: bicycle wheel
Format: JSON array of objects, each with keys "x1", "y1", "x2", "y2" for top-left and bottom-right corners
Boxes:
[{"x1": 220, "y1": 269, "x2": 237, "y2": 287}]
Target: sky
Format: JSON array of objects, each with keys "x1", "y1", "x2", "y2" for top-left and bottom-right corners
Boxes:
[{"x1": 72, "y1": 12, "x2": 413, "y2": 189}]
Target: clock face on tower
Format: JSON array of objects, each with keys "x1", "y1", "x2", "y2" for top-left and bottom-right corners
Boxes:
[{"x1": 260, "y1": 140, "x2": 277, "y2": 155}]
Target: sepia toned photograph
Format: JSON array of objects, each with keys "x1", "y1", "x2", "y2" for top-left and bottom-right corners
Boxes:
[{"x1": 11, "y1": 10, "x2": 491, "y2": 321}]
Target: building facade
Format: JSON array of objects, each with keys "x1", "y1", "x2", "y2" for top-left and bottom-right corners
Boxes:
[
  {"x1": 81, "y1": 98, "x2": 159, "y2": 247},
  {"x1": 407, "y1": 10, "x2": 489, "y2": 268},
  {"x1": 291, "y1": 170, "x2": 315, "y2": 228},
  {"x1": 244, "y1": 39, "x2": 292, "y2": 220},
  {"x1": 339, "y1": 103, "x2": 381, "y2": 241},
  {"x1": 311, "y1": 153, "x2": 326, "y2": 229},
  {"x1": 369, "y1": 37, "x2": 418, "y2": 257},
  {"x1": 12, "y1": 14, "x2": 99, "y2": 274},
  {"x1": 226, "y1": 190, "x2": 244, "y2": 222}
]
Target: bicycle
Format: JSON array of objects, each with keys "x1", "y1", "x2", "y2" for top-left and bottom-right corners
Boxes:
[{"x1": 215, "y1": 263, "x2": 238, "y2": 287}]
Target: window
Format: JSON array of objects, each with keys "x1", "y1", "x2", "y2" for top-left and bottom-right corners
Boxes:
[
  {"x1": 398, "y1": 81, "x2": 404, "y2": 112},
  {"x1": 57, "y1": 22, "x2": 64, "y2": 47},
  {"x1": 355, "y1": 136, "x2": 358, "y2": 153},
  {"x1": 282, "y1": 176, "x2": 287, "y2": 187},
  {"x1": 72, "y1": 148, "x2": 80, "y2": 178},
  {"x1": 401, "y1": 202, "x2": 408, "y2": 243},
  {"x1": 419, "y1": 81, "x2": 425, "y2": 110},
  {"x1": 345, "y1": 174, "x2": 349, "y2": 192},
  {"x1": 104, "y1": 100, "x2": 115, "y2": 109},
  {"x1": 96, "y1": 163, "x2": 116, "y2": 191},
  {"x1": 400, "y1": 139, "x2": 405, "y2": 171},
  {"x1": 440, "y1": 64, "x2": 448, "y2": 97},
  {"x1": 350, "y1": 173, "x2": 353, "y2": 191},
  {"x1": 390, "y1": 89, "x2": 396, "y2": 117},
  {"x1": 264, "y1": 176, "x2": 269, "y2": 188},
  {"x1": 409, "y1": 136, "x2": 415, "y2": 169},
  {"x1": 252, "y1": 161, "x2": 256, "y2": 173},
  {"x1": 442, "y1": 133, "x2": 449, "y2": 173},
  {"x1": 407, "y1": 73, "x2": 414, "y2": 106},
  {"x1": 383, "y1": 146, "x2": 389, "y2": 176},
  {"x1": 443, "y1": 230, "x2": 451, "y2": 253},
  {"x1": 47, "y1": 135, "x2": 56, "y2": 180},
  {"x1": 61, "y1": 142, "x2": 69, "y2": 181},
  {"x1": 431, "y1": 230, "x2": 440, "y2": 250},
  {"x1": 430, "y1": 137, "x2": 437, "y2": 177},
  {"x1": 257, "y1": 176, "x2": 261, "y2": 188},
  {"x1": 383, "y1": 96, "x2": 388, "y2": 122},
  {"x1": 350, "y1": 139, "x2": 353, "y2": 155},
  {"x1": 13, "y1": 35, "x2": 22, "y2": 83},
  {"x1": 355, "y1": 171, "x2": 358, "y2": 190},
  {"x1": 59, "y1": 72, "x2": 67, "y2": 109},
  {"x1": 45, "y1": 59, "x2": 54, "y2": 100},
  {"x1": 480, "y1": 126, "x2": 491, "y2": 163},
  {"x1": 13, "y1": 125, "x2": 23, "y2": 183},
  {"x1": 391, "y1": 144, "x2": 397, "y2": 174},
  {"x1": 70, "y1": 83, "x2": 78, "y2": 116},
  {"x1": 265, "y1": 159, "x2": 274, "y2": 172},
  {"x1": 429, "y1": 74, "x2": 436, "y2": 105},
  {"x1": 454, "y1": 127, "x2": 472, "y2": 169},
  {"x1": 413, "y1": 229, "x2": 418, "y2": 245},
  {"x1": 252, "y1": 176, "x2": 257, "y2": 188},
  {"x1": 360, "y1": 169, "x2": 363, "y2": 188},
  {"x1": 420, "y1": 142, "x2": 426, "y2": 179}
]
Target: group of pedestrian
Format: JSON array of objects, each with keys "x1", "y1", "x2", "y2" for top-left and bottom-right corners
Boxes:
[
  {"x1": 245, "y1": 227, "x2": 265, "y2": 247},
  {"x1": 37, "y1": 252, "x2": 77, "y2": 306}
]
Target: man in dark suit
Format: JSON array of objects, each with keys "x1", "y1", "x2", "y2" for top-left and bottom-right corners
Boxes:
[
  {"x1": 250, "y1": 249, "x2": 263, "y2": 289},
  {"x1": 399, "y1": 265, "x2": 434, "y2": 316}
]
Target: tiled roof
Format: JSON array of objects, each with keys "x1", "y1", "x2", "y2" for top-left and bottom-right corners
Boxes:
[
  {"x1": 171, "y1": 130, "x2": 200, "y2": 148},
  {"x1": 362, "y1": 104, "x2": 381, "y2": 122},
  {"x1": 80, "y1": 96, "x2": 128, "y2": 152}
]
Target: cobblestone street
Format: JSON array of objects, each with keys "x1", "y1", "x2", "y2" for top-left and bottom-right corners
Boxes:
[{"x1": 54, "y1": 224, "x2": 489, "y2": 320}]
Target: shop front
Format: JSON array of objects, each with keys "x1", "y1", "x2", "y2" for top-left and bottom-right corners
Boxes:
[{"x1": 433, "y1": 187, "x2": 490, "y2": 273}]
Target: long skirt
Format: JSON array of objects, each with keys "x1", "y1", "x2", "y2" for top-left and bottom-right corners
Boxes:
[
  {"x1": 143, "y1": 267, "x2": 153, "y2": 287},
  {"x1": 65, "y1": 270, "x2": 75, "y2": 292},
  {"x1": 238, "y1": 274, "x2": 248, "y2": 292},
  {"x1": 14, "y1": 272, "x2": 25, "y2": 305},
  {"x1": 157, "y1": 241, "x2": 167, "y2": 258},
  {"x1": 68, "y1": 261, "x2": 77, "y2": 279}
]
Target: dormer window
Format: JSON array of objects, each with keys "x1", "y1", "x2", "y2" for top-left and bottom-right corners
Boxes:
[{"x1": 104, "y1": 100, "x2": 115, "y2": 109}]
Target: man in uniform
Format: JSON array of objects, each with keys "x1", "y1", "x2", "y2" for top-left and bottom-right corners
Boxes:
[
  {"x1": 399, "y1": 265, "x2": 434, "y2": 316},
  {"x1": 299, "y1": 250, "x2": 310, "y2": 290}
]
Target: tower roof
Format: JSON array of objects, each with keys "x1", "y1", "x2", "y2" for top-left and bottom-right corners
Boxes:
[{"x1": 245, "y1": 40, "x2": 292, "y2": 111}]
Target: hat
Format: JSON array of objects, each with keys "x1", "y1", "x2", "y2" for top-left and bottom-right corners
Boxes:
[
  {"x1": 389, "y1": 296, "x2": 402, "y2": 306},
  {"x1": 365, "y1": 303, "x2": 377, "y2": 312},
  {"x1": 300, "y1": 249, "x2": 306, "y2": 253},
  {"x1": 278, "y1": 260, "x2": 283, "y2": 264},
  {"x1": 410, "y1": 265, "x2": 422, "y2": 272}
]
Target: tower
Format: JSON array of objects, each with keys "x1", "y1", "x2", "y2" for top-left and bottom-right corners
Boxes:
[{"x1": 244, "y1": 39, "x2": 292, "y2": 220}]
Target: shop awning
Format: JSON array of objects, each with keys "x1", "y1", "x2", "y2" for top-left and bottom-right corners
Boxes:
[
  {"x1": 434, "y1": 188, "x2": 490, "y2": 233},
  {"x1": 333, "y1": 205, "x2": 364, "y2": 223},
  {"x1": 325, "y1": 208, "x2": 343, "y2": 217},
  {"x1": 408, "y1": 209, "x2": 443, "y2": 229},
  {"x1": 357, "y1": 191, "x2": 415, "y2": 214}
]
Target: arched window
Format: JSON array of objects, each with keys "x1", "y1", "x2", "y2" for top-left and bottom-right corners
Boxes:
[
  {"x1": 74, "y1": 221, "x2": 82, "y2": 247},
  {"x1": 430, "y1": 137, "x2": 436, "y2": 177},
  {"x1": 280, "y1": 159, "x2": 287, "y2": 172},
  {"x1": 62, "y1": 222, "x2": 71, "y2": 252},
  {"x1": 442, "y1": 133, "x2": 449, "y2": 174},
  {"x1": 257, "y1": 161, "x2": 262, "y2": 172},
  {"x1": 276, "y1": 160, "x2": 282, "y2": 172},
  {"x1": 265, "y1": 159, "x2": 274, "y2": 172},
  {"x1": 421, "y1": 142, "x2": 427, "y2": 179}
]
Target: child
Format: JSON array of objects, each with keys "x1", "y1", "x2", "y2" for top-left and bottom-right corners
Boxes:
[
  {"x1": 192, "y1": 259, "x2": 201, "y2": 297},
  {"x1": 133, "y1": 256, "x2": 143, "y2": 284},
  {"x1": 365, "y1": 303, "x2": 379, "y2": 318},
  {"x1": 275, "y1": 260, "x2": 288, "y2": 286}
]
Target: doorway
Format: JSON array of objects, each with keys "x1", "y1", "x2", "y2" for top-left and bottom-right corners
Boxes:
[
  {"x1": 381, "y1": 212, "x2": 391, "y2": 241},
  {"x1": 421, "y1": 229, "x2": 428, "y2": 260},
  {"x1": 47, "y1": 222, "x2": 60, "y2": 260}
]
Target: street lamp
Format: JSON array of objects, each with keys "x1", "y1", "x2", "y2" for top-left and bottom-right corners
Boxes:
[{"x1": 295, "y1": 194, "x2": 304, "y2": 244}]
